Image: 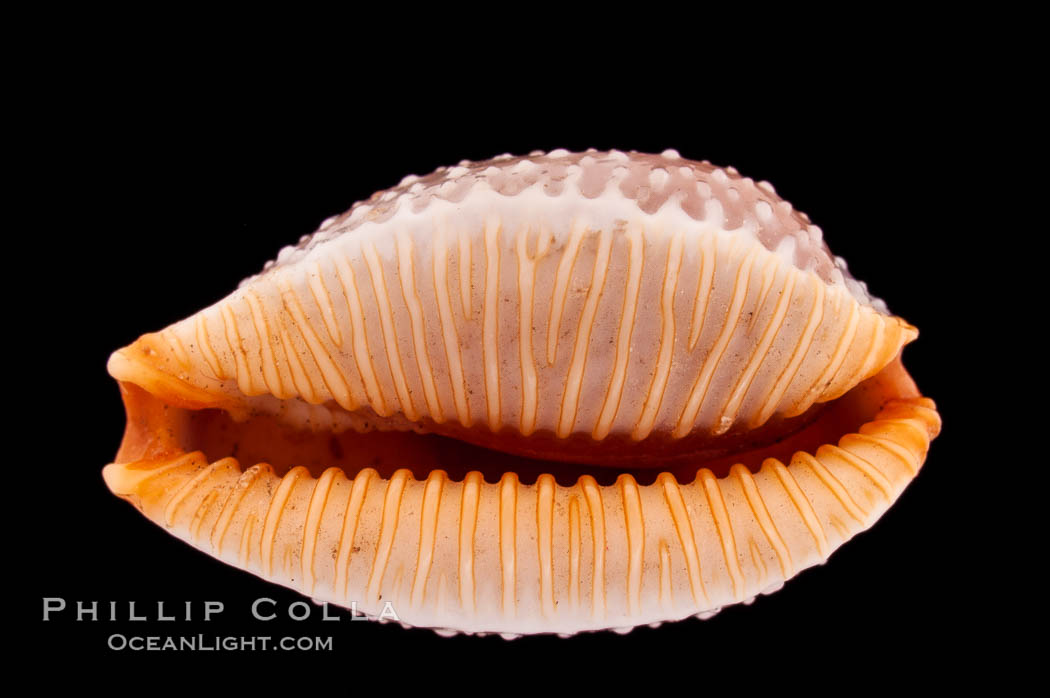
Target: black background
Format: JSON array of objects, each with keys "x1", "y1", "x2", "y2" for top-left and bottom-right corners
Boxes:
[{"x1": 19, "y1": 67, "x2": 1005, "y2": 686}]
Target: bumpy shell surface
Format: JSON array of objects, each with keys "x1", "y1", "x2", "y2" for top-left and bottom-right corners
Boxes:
[{"x1": 104, "y1": 149, "x2": 939, "y2": 636}]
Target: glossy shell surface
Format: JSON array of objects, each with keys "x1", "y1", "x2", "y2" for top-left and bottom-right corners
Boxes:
[{"x1": 104, "y1": 149, "x2": 940, "y2": 636}]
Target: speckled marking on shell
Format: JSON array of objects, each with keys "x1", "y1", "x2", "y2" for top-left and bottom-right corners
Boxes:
[{"x1": 256, "y1": 149, "x2": 886, "y2": 313}]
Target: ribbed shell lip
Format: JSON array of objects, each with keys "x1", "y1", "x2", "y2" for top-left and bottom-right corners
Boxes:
[
  {"x1": 112, "y1": 153, "x2": 919, "y2": 454},
  {"x1": 103, "y1": 349, "x2": 940, "y2": 636}
]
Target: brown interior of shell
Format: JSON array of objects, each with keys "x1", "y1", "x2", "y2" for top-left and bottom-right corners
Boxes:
[{"x1": 113, "y1": 353, "x2": 919, "y2": 488}]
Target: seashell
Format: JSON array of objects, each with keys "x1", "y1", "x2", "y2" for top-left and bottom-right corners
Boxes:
[{"x1": 103, "y1": 149, "x2": 940, "y2": 636}]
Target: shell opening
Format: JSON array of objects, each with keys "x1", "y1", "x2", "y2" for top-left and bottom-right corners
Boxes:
[{"x1": 109, "y1": 353, "x2": 919, "y2": 488}]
